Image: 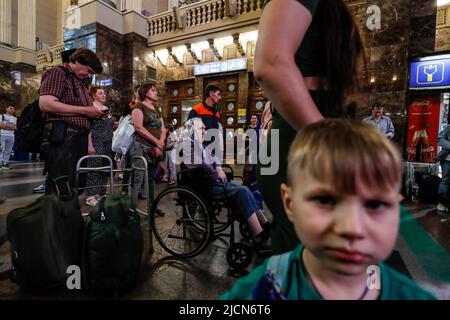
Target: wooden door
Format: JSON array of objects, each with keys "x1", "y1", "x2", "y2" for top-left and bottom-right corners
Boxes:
[
  {"x1": 165, "y1": 80, "x2": 195, "y2": 129},
  {"x1": 247, "y1": 73, "x2": 266, "y2": 124}
]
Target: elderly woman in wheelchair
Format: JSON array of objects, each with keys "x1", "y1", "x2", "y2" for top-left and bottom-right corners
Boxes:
[{"x1": 149, "y1": 117, "x2": 270, "y2": 270}]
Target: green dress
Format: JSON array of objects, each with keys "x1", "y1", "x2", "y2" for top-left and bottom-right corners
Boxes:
[{"x1": 258, "y1": 0, "x2": 341, "y2": 253}]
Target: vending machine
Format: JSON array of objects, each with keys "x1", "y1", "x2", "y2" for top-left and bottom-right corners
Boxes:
[{"x1": 405, "y1": 51, "x2": 450, "y2": 200}]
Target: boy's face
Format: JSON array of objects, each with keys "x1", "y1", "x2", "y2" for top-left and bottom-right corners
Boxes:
[
  {"x1": 281, "y1": 169, "x2": 400, "y2": 276},
  {"x1": 6, "y1": 106, "x2": 15, "y2": 114}
]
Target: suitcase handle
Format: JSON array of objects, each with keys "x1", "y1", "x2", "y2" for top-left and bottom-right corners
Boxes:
[{"x1": 53, "y1": 176, "x2": 73, "y2": 201}]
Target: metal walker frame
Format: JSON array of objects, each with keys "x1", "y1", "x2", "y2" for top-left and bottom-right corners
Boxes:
[{"x1": 75, "y1": 155, "x2": 153, "y2": 252}]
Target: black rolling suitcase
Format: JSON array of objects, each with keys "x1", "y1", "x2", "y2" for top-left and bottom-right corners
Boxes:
[{"x1": 6, "y1": 177, "x2": 84, "y2": 290}]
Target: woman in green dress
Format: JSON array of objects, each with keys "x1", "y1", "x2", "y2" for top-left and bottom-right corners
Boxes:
[{"x1": 255, "y1": 0, "x2": 366, "y2": 253}]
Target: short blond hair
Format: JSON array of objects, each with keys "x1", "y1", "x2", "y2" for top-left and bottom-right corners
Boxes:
[{"x1": 287, "y1": 119, "x2": 403, "y2": 193}]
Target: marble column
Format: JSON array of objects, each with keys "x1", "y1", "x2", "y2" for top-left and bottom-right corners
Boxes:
[
  {"x1": 168, "y1": 0, "x2": 178, "y2": 9},
  {"x1": 121, "y1": 0, "x2": 142, "y2": 13},
  {"x1": 17, "y1": 0, "x2": 36, "y2": 50},
  {"x1": 408, "y1": 0, "x2": 436, "y2": 56},
  {"x1": 0, "y1": 0, "x2": 12, "y2": 45}
]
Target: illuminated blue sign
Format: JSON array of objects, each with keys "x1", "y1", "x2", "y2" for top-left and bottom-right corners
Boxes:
[{"x1": 410, "y1": 55, "x2": 450, "y2": 90}]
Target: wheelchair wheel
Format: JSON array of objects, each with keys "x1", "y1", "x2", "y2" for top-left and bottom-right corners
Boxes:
[
  {"x1": 226, "y1": 242, "x2": 253, "y2": 270},
  {"x1": 239, "y1": 220, "x2": 252, "y2": 241},
  {"x1": 211, "y1": 204, "x2": 232, "y2": 233},
  {"x1": 151, "y1": 187, "x2": 212, "y2": 258}
]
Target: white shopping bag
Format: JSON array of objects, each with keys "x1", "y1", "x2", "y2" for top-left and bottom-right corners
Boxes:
[{"x1": 112, "y1": 115, "x2": 135, "y2": 155}]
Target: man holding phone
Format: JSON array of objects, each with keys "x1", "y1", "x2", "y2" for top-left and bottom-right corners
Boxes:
[{"x1": 39, "y1": 48, "x2": 104, "y2": 194}]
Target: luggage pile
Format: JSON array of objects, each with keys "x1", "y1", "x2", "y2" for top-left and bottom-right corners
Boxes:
[{"x1": 4, "y1": 176, "x2": 144, "y2": 297}]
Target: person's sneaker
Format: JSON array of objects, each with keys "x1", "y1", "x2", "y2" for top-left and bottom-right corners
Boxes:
[
  {"x1": 262, "y1": 222, "x2": 271, "y2": 234},
  {"x1": 2, "y1": 164, "x2": 10, "y2": 170},
  {"x1": 254, "y1": 237, "x2": 272, "y2": 252},
  {"x1": 33, "y1": 184, "x2": 46, "y2": 193},
  {"x1": 253, "y1": 229, "x2": 271, "y2": 250},
  {"x1": 437, "y1": 202, "x2": 449, "y2": 212}
]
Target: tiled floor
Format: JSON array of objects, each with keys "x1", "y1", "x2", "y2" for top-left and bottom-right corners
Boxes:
[{"x1": 0, "y1": 162, "x2": 449, "y2": 299}]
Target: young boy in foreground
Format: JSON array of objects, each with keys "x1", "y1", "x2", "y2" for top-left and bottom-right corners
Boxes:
[{"x1": 221, "y1": 119, "x2": 435, "y2": 300}]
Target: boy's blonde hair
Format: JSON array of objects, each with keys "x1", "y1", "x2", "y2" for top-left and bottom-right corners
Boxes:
[{"x1": 287, "y1": 119, "x2": 403, "y2": 193}]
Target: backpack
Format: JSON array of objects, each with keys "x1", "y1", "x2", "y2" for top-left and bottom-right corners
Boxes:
[
  {"x1": 82, "y1": 193, "x2": 143, "y2": 296},
  {"x1": 16, "y1": 98, "x2": 44, "y2": 153},
  {"x1": 16, "y1": 66, "x2": 72, "y2": 153},
  {"x1": 252, "y1": 252, "x2": 291, "y2": 300}
]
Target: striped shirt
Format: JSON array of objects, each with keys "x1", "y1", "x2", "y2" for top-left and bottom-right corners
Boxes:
[{"x1": 39, "y1": 66, "x2": 93, "y2": 129}]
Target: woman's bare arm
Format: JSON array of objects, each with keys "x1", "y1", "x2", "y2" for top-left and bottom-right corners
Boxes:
[{"x1": 254, "y1": 0, "x2": 323, "y2": 130}]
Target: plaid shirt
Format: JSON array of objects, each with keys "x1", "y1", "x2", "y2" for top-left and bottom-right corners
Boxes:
[{"x1": 39, "y1": 66, "x2": 93, "y2": 129}]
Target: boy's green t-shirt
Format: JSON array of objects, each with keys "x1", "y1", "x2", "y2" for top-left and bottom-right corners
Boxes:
[{"x1": 220, "y1": 245, "x2": 436, "y2": 300}]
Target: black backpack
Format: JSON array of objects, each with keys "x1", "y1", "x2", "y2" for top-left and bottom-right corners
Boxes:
[
  {"x1": 82, "y1": 194, "x2": 143, "y2": 296},
  {"x1": 16, "y1": 98, "x2": 45, "y2": 153},
  {"x1": 16, "y1": 66, "x2": 72, "y2": 153}
]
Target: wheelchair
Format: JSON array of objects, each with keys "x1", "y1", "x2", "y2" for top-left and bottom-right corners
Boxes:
[{"x1": 149, "y1": 164, "x2": 261, "y2": 271}]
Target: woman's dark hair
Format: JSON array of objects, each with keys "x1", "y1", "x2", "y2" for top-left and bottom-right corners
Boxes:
[
  {"x1": 138, "y1": 82, "x2": 157, "y2": 101},
  {"x1": 321, "y1": 0, "x2": 366, "y2": 116}
]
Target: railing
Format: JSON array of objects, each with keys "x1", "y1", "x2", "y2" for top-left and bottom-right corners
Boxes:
[
  {"x1": 36, "y1": 44, "x2": 65, "y2": 72},
  {"x1": 149, "y1": 0, "x2": 263, "y2": 37},
  {"x1": 437, "y1": 5, "x2": 450, "y2": 29}
]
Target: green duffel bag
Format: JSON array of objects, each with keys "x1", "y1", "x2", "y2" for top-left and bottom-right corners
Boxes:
[{"x1": 82, "y1": 193, "x2": 143, "y2": 296}]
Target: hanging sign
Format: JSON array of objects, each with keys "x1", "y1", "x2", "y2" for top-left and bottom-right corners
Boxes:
[
  {"x1": 194, "y1": 58, "x2": 247, "y2": 76},
  {"x1": 409, "y1": 55, "x2": 450, "y2": 90}
]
